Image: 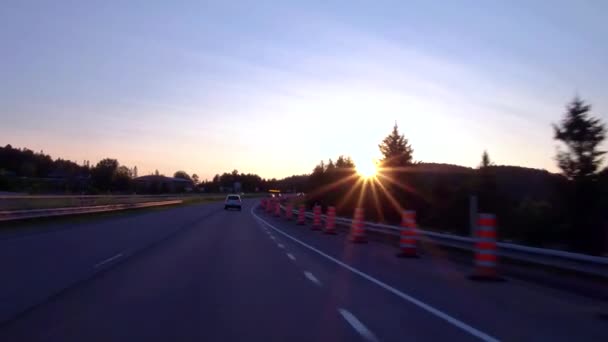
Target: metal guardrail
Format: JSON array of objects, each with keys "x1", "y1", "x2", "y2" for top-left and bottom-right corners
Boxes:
[
  {"x1": 0, "y1": 200, "x2": 183, "y2": 222},
  {"x1": 278, "y1": 205, "x2": 608, "y2": 278}
]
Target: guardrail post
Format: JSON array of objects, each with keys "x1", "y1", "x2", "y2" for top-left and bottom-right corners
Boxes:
[
  {"x1": 397, "y1": 210, "x2": 419, "y2": 258},
  {"x1": 469, "y1": 213, "x2": 504, "y2": 281}
]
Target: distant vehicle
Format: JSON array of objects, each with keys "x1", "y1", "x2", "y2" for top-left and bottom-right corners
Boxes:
[{"x1": 224, "y1": 194, "x2": 242, "y2": 211}]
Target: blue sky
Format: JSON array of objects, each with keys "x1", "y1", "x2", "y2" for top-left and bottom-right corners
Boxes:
[{"x1": 2, "y1": 1, "x2": 607, "y2": 179}]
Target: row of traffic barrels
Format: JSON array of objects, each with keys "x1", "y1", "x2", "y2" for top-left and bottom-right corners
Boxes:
[{"x1": 259, "y1": 198, "x2": 501, "y2": 281}]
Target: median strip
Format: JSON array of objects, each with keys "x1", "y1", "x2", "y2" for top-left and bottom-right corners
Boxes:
[{"x1": 0, "y1": 200, "x2": 184, "y2": 222}]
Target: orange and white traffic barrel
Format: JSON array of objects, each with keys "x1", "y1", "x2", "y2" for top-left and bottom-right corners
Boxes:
[
  {"x1": 297, "y1": 204, "x2": 306, "y2": 225},
  {"x1": 274, "y1": 201, "x2": 281, "y2": 217},
  {"x1": 324, "y1": 206, "x2": 337, "y2": 235},
  {"x1": 311, "y1": 205, "x2": 322, "y2": 230},
  {"x1": 469, "y1": 213, "x2": 503, "y2": 281},
  {"x1": 266, "y1": 199, "x2": 273, "y2": 213},
  {"x1": 286, "y1": 202, "x2": 293, "y2": 220},
  {"x1": 349, "y1": 207, "x2": 367, "y2": 243},
  {"x1": 397, "y1": 210, "x2": 418, "y2": 257}
]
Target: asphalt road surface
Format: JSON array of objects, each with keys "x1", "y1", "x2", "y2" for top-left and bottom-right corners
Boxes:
[{"x1": 0, "y1": 200, "x2": 605, "y2": 341}]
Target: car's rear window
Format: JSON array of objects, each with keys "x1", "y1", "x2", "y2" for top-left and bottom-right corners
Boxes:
[{"x1": 227, "y1": 196, "x2": 240, "y2": 200}]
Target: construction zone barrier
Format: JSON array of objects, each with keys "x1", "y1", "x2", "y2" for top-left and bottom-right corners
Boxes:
[
  {"x1": 266, "y1": 199, "x2": 273, "y2": 213},
  {"x1": 324, "y1": 206, "x2": 337, "y2": 235},
  {"x1": 274, "y1": 201, "x2": 281, "y2": 217},
  {"x1": 286, "y1": 202, "x2": 293, "y2": 220},
  {"x1": 297, "y1": 204, "x2": 306, "y2": 225},
  {"x1": 469, "y1": 213, "x2": 503, "y2": 281},
  {"x1": 349, "y1": 207, "x2": 367, "y2": 243},
  {"x1": 311, "y1": 205, "x2": 322, "y2": 231},
  {"x1": 397, "y1": 210, "x2": 419, "y2": 258},
  {"x1": 276, "y1": 203, "x2": 608, "y2": 278}
]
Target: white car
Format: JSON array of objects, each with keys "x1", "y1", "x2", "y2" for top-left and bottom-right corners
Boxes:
[{"x1": 224, "y1": 194, "x2": 242, "y2": 211}]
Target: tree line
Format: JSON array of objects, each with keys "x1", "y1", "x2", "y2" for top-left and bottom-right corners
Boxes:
[
  {"x1": 299, "y1": 96, "x2": 608, "y2": 255},
  {"x1": 2, "y1": 96, "x2": 606, "y2": 253}
]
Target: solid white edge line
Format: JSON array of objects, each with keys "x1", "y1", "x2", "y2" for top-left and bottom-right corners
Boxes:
[
  {"x1": 251, "y1": 208, "x2": 500, "y2": 342},
  {"x1": 94, "y1": 253, "x2": 123, "y2": 268},
  {"x1": 287, "y1": 253, "x2": 296, "y2": 261},
  {"x1": 304, "y1": 271, "x2": 322, "y2": 286},
  {"x1": 338, "y1": 308, "x2": 379, "y2": 342}
]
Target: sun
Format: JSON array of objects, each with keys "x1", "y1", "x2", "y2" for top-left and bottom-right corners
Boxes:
[{"x1": 356, "y1": 160, "x2": 378, "y2": 179}]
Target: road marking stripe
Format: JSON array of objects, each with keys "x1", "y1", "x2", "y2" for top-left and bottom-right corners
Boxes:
[
  {"x1": 278, "y1": 243, "x2": 285, "y2": 249},
  {"x1": 251, "y1": 208, "x2": 499, "y2": 342},
  {"x1": 304, "y1": 271, "x2": 321, "y2": 286},
  {"x1": 338, "y1": 308, "x2": 379, "y2": 342},
  {"x1": 287, "y1": 253, "x2": 296, "y2": 261},
  {"x1": 94, "y1": 253, "x2": 123, "y2": 268}
]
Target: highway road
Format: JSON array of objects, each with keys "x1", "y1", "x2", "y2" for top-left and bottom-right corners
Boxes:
[{"x1": 0, "y1": 200, "x2": 605, "y2": 341}]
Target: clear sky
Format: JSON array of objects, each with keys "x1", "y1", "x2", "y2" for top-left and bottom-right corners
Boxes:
[{"x1": 2, "y1": 1, "x2": 607, "y2": 180}]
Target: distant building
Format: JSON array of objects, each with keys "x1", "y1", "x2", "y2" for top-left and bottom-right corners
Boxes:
[{"x1": 134, "y1": 175, "x2": 194, "y2": 193}]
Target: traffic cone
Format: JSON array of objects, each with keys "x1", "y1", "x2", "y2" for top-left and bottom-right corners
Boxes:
[
  {"x1": 469, "y1": 213, "x2": 504, "y2": 281},
  {"x1": 286, "y1": 203, "x2": 293, "y2": 220},
  {"x1": 260, "y1": 199, "x2": 266, "y2": 210},
  {"x1": 266, "y1": 199, "x2": 273, "y2": 213},
  {"x1": 324, "y1": 206, "x2": 337, "y2": 235},
  {"x1": 349, "y1": 208, "x2": 367, "y2": 243},
  {"x1": 311, "y1": 205, "x2": 322, "y2": 230},
  {"x1": 397, "y1": 210, "x2": 419, "y2": 258},
  {"x1": 274, "y1": 201, "x2": 281, "y2": 217},
  {"x1": 297, "y1": 204, "x2": 306, "y2": 225}
]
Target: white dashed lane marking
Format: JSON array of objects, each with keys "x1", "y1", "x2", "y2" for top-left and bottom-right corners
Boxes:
[
  {"x1": 251, "y1": 208, "x2": 499, "y2": 342},
  {"x1": 287, "y1": 253, "x2": 296, "y2": 261},
  {"x1": 338, "y1": 308, "x2": 379, "y2": 342},
  {"x1": 94, "y1": 253, "x2": 123, "y2": 268},
  {"x1": 303, "y1": 271, "x2": 322, "y2": 287}
]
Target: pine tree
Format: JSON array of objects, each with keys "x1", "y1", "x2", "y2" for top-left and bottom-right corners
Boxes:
[
  {"x1": 378, "y1": 123, "x2": 414, "y2": 168},
  {"x1": 480, "y1": 150, "x2": 492, "y2": 168},
  {"x1": 553, "y1": 97, "x2": 606, "y2": 253},
  {"x1": 554, "y1": 97, "x2": 606, "y2": 182}
]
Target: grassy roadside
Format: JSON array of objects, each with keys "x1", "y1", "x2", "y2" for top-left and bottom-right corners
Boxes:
[
  {"x1": 0, "y1": 193, "x2": 237, "y2": 211},
  {"x1": 0, "y1": 196, "x2": 227, "y2": 234}
]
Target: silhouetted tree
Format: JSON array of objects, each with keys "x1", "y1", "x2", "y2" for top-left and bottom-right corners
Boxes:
[
  {"x1": 553, "y1": 97, "x2": 607, "y2": 253},
  {"x1": 173, "y1": 170, "x2": 191, "y2": 180},
  {"x1": 554, "y1": 97, "x2": 606, "y2": 182},
  {"x1": 132, "y1": 166, "x2": 138, "y2": 178},
  {"x1": 114, "y1": 165, "x2": 133, "y2": 191},
  {"x1": 378, "y1": 122, "x2": 414, "y2": 169},
  {"x1": 91, "y1": 158, "x2": 119, "y2": 191},
  {"x1": 192, "y1": 173, "x2": 199, "y2": 185},
  {"x1": 480, "y1": 150, "x2": 492, "y2": 168},
  {"x1": 336, "y1": 155, "x2": 355, "y2": 168},
  {"x1": 476, "y1": 150, "x2": 498, "y2": 212}
]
